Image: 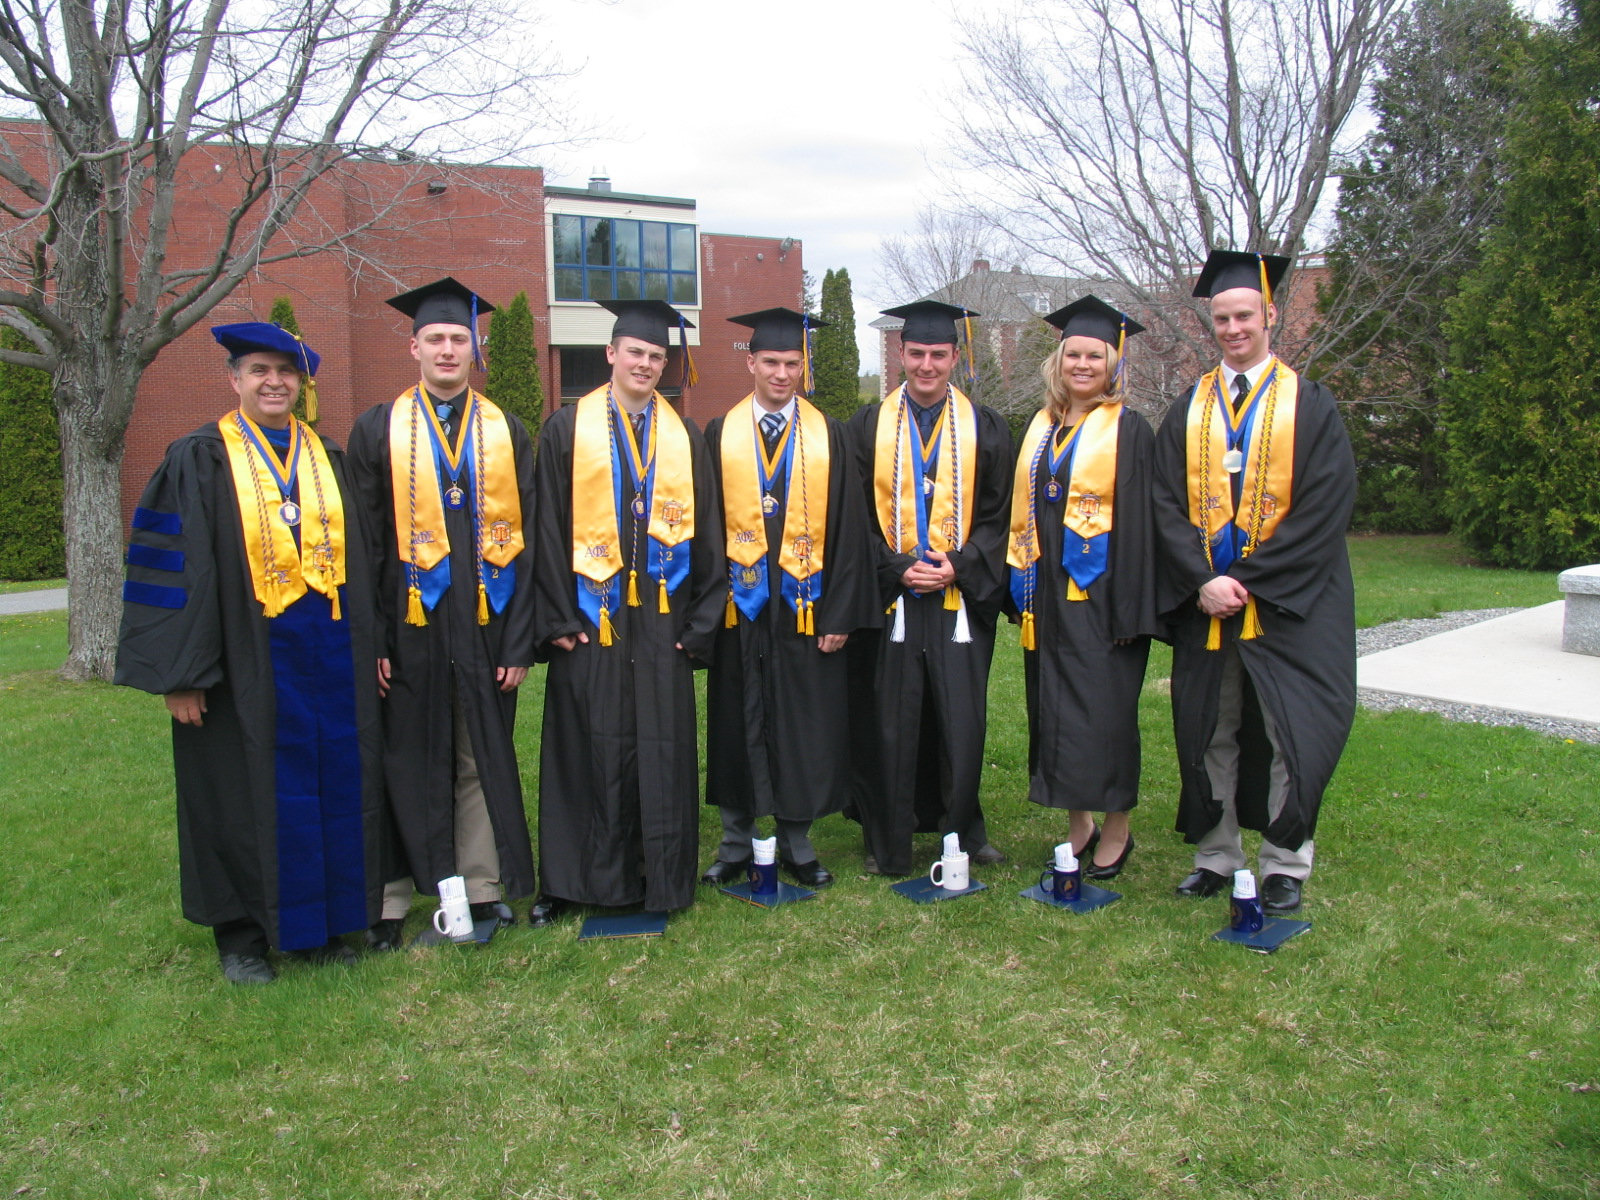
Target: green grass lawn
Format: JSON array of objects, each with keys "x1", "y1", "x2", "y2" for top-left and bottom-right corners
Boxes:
[
  {"x1": 1, "y1": 538, "x2": 1594, "y2": 1198},
  {"x1": 0, "y1": 576, "x2": 66, "y2": 594}
]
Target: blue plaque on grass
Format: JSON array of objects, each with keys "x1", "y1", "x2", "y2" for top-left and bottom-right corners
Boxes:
[
  {"x1": 720, "y1": 880, "x2": 817, "y2": 908},
  {"x1": 578, "y1": 911, "x2": 669, "y2": 941},
  {"x1": 408, "y1": 917, "x2": 499, "y2": 948},
  {"x1": 1020, "y1": 881, "x2": 1121, "y2": 913},
  {"x1": 1212, "y1": 918, "x2": 1311, "y2": 953},
  {"x1": 891, "y1": 876, "x2": 988, "y2": 904}
]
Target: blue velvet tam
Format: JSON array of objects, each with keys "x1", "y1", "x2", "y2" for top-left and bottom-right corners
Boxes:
[{"x1": 211, "y1": 322, "x2": 320, "y2": 376}]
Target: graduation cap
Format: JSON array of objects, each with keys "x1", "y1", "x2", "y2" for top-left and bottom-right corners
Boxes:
[
  {"x1": 1043, "y1": 295, "x2": 1145, "y2": 347},
  {"x1": 1192, "y1": 250, "x2": 1291, "y2": 306},
  {"x1": 602, "y1": 300, "x2": 699, "y2": 389},
  {"x1": 386, "y1": 276, "x2": 496, "y2": 369},
  {"x1": 212, "y1": 321, "x2": 323, "y2": 421},
  {"x1": 728, "y1": 307, "x2": 826, "y2": 353},
  {"x1": 881, "y1": 299, "x2": 979, "y2": 347}
]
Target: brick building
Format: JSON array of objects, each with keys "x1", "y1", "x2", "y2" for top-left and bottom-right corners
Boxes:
[{"x1": 33, "y1": 151, "x2": 804, "y2": 515}]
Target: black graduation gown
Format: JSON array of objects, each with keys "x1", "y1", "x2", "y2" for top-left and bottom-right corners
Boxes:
[
  {"x1": 1019, "y1": 407, "x2": 1158, "y2": 812},
  {"x1": 115, "y1": 424, "x2": 388, "y2": 952},
  {"x1": 531, "y1": 403, "x2": 727, "y2": 911},
  {"x1": 1152, "y1": 376, "x2": 1357, "y2": 849},
  {"x1": 703, "y1": 409, "x2": 879, "y2": 824},
  {"x1": 844, "y1": 398, "x2": 1014, "y2": 875},
  {"x1": 344, "y1": 400, "x2": 538, "y2": 902}
]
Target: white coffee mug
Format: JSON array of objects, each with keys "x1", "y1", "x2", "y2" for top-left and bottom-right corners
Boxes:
[
  {"x1": 929, "y1": 851, "x2": 970, "y2": 891},
  {"x1": 432, "y1": 874, "x2": 473, "y2": 940}
]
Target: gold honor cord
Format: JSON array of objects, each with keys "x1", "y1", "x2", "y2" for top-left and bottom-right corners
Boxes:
[
  {"x1": 220, "y1": 411, "x2": 347, "y2": 618},
  {"x1": 1184, "y1": 359, "x2": 1299, "y2": 649}
]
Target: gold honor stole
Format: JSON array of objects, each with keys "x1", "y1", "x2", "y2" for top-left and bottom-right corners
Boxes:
[
  {"x1": 387, "y1": 386, "x2": 523, "y2": 626},
  {"x1": 219, "y1": 411, "x2": 347, "y2": 619},
  {"x1": 1184, "y1": 357, "x2": 1298, "y2": 648},
  {"x1": 721, "y1": 395, "x2": 831, "y2": 634},
  {"x1": 1006, "y1": 404, "x2": 1120, "y2": 649},
  {"x1": 571, "y1": 385, "x2": 695, "y2": 646},
  {"x1": 873, "y1": 384, "x2": 979, "y2": 585}
]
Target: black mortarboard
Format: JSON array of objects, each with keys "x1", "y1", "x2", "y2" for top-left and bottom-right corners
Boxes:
[
  {"x1": 881, "y1": 300, "x2": 979, "y2": 347},
  {"x1": 602, "y1": 299, "x2": 694, "y2": 348},
  {"x1": 1043, "y1": 295, "x2": 1145, "y2": 347},
  {"x1": 386, "y1": 276, "x2": 497, "y2": 332},
  {"x1": 1192, "y1": 250, "x2": 1291, "y2": 303},
  {"x1": 728, "y1": 307, "x2": 827, "y2": 353}
]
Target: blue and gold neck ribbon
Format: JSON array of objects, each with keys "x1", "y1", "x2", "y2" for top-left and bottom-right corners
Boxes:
[
  {"x1": 1006, "y1": 404, "x2": 1121, "y2": 646},
  {"x1": 387, "y1": 385, "x2": 524, "y2": 626},
  {"x1": 219, "y1": 410, "x2": 346, "y2": 619},
  {"x1": 721, "y1": 396, "x2": 831, "y2": 631},
  {"x1": 1185, "y1": 357, "x2": 1299, "y2": 647},
  {"x1": 570, "y1": 385, "x2": 694, "y2": 644}
]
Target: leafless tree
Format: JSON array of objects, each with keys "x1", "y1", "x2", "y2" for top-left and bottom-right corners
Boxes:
[
  {"x1": 949, "y1": 0, "x2": 1404, "y2": 386},
  {"x1": 0, "y1": 0, "x2": 573, "y2": 680}
]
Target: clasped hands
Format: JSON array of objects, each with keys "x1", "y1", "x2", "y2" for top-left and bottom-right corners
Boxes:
[
  {"x1": 1198, "y1": 575, "x2": 1250, "y2": 619},
  {"x1": 901, "y1": 549, "x2": 956, "y2": 595}
]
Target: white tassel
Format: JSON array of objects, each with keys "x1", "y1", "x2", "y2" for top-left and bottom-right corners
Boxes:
[
  {"x1": 890, "y1": 595, "x2": 906, "y2": 643},
  {"x1": 952, "y1": 592, "x2": 972, "y2": 644}
]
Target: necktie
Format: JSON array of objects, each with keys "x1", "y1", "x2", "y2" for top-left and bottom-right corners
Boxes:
[
  {"x1": 631, "y1": 410, "x2": 646, "y2": 440},
  {"x1": 1232, "y1": 374, "x2": 1250, "y2": 419},
  {"x1": 435, "y1": 402, "x2": 454, "y2": 439},
  {"x1": 761, "y1": 411, "x2": 784, "y2": 455}
]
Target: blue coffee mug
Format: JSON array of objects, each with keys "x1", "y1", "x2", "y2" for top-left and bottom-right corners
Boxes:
[
  {"x1": 1040, "y1": 866, "x2": 1081, "y2": 902},
  {"x1": 750, "y1": 860, "x2": 779, "y2": 896},
  {"x1": 1230, "y1": 894, "x2": 1265, "y2": 933}
]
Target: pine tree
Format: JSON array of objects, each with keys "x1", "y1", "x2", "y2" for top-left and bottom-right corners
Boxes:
[
  {"x1": 266, "y1": 295, "x2": 317, "y2": 426},
  {"x1": 1442, "y1": 6, "x2": 1600, "y2": 567},
  {"x1": 812, "y1": 268, "x2": 860, "y2": 421},
  {"x1": 485, "y1": 290, "x2": 544, "y2": 444},
  {"x1": 0, "y1": 327, "x2": 64, "y2": 580}
]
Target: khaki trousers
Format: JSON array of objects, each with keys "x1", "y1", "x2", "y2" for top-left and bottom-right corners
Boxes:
[{"x1": 1193, "y1": 644, "x2": 1315, "y2": 881}]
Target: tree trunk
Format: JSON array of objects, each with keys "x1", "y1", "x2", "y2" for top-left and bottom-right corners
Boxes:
[{"x1": 56, "y1": 381, "x2": 127, "y2": 683}]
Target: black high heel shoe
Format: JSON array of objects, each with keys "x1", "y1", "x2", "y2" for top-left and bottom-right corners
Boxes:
[{"x1": 1085, "y1": 833, "x2": 1134, "y2": 880}]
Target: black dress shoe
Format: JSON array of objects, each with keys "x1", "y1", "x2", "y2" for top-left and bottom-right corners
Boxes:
[
  {"x1": 781, "y1": 858, "x2": 834, "y2": 888},
  {"x1": 699, "y1": 859, "x2": 751, "y2": 886},
  {"x1": 970, "y1": 844, "x2": 1007, "y2": 866},
  {"x1": 219, "y1": 953, "x2": 276, "y2": 985},
  {"x1": 1175, "y1": 867, "x2": 1229, "y2": 898},
  {"x1": 1262, "y1": 874, "x2": 1303, "y2": 913},
  {"x1": 366, "y1": 918, "x2": 406, "y2": 951},
  {"x1": 470, "y1": 901, "x2": 515, "y2": 929},
  {"x1": 288, "y1": 939, "x2": 359, "y2": 966},
  {"x1": 1086, "y1": 833, "x2": 1135, "y2": 880},
  {"x1": 862, "y1": 855, "x2": 882, "y2": 875},
  {"x1": 528, "y1": 897, "x2": 568, "y2": 928}
]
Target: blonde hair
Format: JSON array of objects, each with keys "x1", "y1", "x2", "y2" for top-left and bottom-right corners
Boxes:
[{"x1": 1039, "y1": 337, "x2": 1122, "y2": 424}]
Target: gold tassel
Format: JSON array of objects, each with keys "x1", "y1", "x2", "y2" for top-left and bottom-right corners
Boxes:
[
  {"x1": 599, "y1": 606, "x2": 615, "y2": 646},
  {"x1": 627, "y1": 568, "x2": 641, "y2": 608},
  {"x1": 683, "y1": 344, "x2": 699, "y2": 388},
  {"x1": 805, "y1": 601, "x2": 815, "y2": 636},
  {"x1": 406, "y1": 585, "x2": 427, "y2": 627},
  {"x1": 301, "y1": 376, "x2": 319, "y2": 425},
  {"x1": 796, "y1": 601, "x2": 806, "y2": 635},
  {"x1": 1021, "y1": 610, "x2": 1036, "y2": 651},
  {"x1": 658, "y1": 577, "x2": 670, "y2": 614},
  {"x1": 477, "y1": 582, "x2": 489, "y2": 626},
  {"x1": 1205, "y1": 615, "x2": 1221, "y2": 651},
  {"x1": 943, "y1": 584, "x2": 960, "y2": 611},
  {"x1": 329, "y1": 586, "x2": 341, "y2": 622},
  {"x1": 725, "y1": 591, "x2": 737, "y2": 628},
  {"x1": 1240, "y1": 596, "x2": 1264, "y2": 640},
  {"x1": 1066, "y1": 578, "x2": 1087, "y2": 602}
]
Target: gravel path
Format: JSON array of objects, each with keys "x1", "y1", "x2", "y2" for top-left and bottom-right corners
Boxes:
[{"x1": 1357, "y1": 607, "x2": 1600, "y2": 744}]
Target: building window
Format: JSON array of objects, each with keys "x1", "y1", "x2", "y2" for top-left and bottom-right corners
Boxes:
[{"x1": 552, "y1": 214, "x2": 698, "y2": 304}]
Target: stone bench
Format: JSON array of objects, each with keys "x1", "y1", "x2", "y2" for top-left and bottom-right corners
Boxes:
[{"x1": 1558, "y1": 564, "x2": 1600, "y2": 655}]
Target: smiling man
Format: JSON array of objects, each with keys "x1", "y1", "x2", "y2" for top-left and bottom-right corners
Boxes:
[
  {"x1": 529, "y1": 299, "x2": 727, "y2": 924},
  {"x1": 116, "y1": 323, "x2": 387, "y2": 984},
  {"x1": 698, "y1": 308, "x2": 877, "y2": 889},
  {"x1": 345, "y1": 278, "x2": 538, "y2": 946},
  {"x1": 846, "y1": 301, "x2": 1014, "y2": 878},
  {"x1": 1152, "y1": 250, "x2": 1357, "y2": 914}
]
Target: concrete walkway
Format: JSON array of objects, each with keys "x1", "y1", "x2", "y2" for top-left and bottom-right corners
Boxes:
[
  {"x1": 1357, "y1": 601, "x2": 1600, "y2": 727},
  {"x1": 0, "y1": 587, "x2": 68, "y2": 616}
]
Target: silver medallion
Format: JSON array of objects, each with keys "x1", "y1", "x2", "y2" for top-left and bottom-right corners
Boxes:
[
  {"x1": 761, "y1": 494, "x2": 778, "y2": 516},
  {"x1": 1044, "y1": 480, "x2": 1063, "y2": 502},
  {"x1": 278, "y1": 500, "x2": 301, "y2": 527},
  {"x1": 632, "y1": 495, "x2": 647, "y2": 519},
  {"x1": 923, "y1": 477, "x2": 934, "y2": 496},
  {"x1": 445, "y1": 485, "x2": 465, "y2": 509},
  {"x1": 1222, "y1": 449, "x2": 1244, "y2": 474}
]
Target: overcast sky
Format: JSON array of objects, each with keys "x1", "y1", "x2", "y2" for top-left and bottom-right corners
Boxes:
[{"x1": 535, "y1": 0, "x2": 971, "y2": 373}]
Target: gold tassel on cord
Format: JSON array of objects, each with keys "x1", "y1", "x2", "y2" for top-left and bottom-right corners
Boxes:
[
  {"x1": 599, "y1": 606, "x2": 616, "y2": 647},
  {"x1": 725, "y1": 591, "x2": 737, "y2": 628},
  {"x1": 796, "y1": 601, "x2": 806, "y2": 635},
  {"x1": 1205, "y1": 615, "x2": 1221, "y2": 651},
  {"x1": 627, "y1": 568, "x2": 641, "y2": 608},
  {"x1": 658, "y1": 577, "x2": 670, "y2": 614},
  {"x1": 1240, "y1": 596, "x2": 1264, "y2": 641},
  {"x1": 1066, "y1": 578, "x2": 1088, "y2": 602},
  {"x1": 1021, "y1": 610, "x2": 1036, "y2": 651},
  {"x1": 301, "y1": 376, "x2": 319, "y2": 425},
  {"x1": 406, "y1": 585, "x2": 427, "y2": 627},
  {"x1": 329, "y1": 585, "x2": 341, "y2": 622},
  {"x1": 943, "y1": 584, "x2": 960, "y2": 611},
  {"x1": 477, "y1": 582, "x2": 489, "y2": 626},
  {"x1": 805, "y1": 601, "x2": 815, "y2": 636}
]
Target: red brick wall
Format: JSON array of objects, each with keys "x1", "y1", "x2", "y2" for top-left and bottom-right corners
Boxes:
[{"x1": 682, "y1": 234, "x2": 804, "y2": 426}]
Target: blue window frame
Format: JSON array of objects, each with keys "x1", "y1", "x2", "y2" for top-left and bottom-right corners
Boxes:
[{"x1": 552, "y1": 215, "x2": 698, "y2": 304}]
